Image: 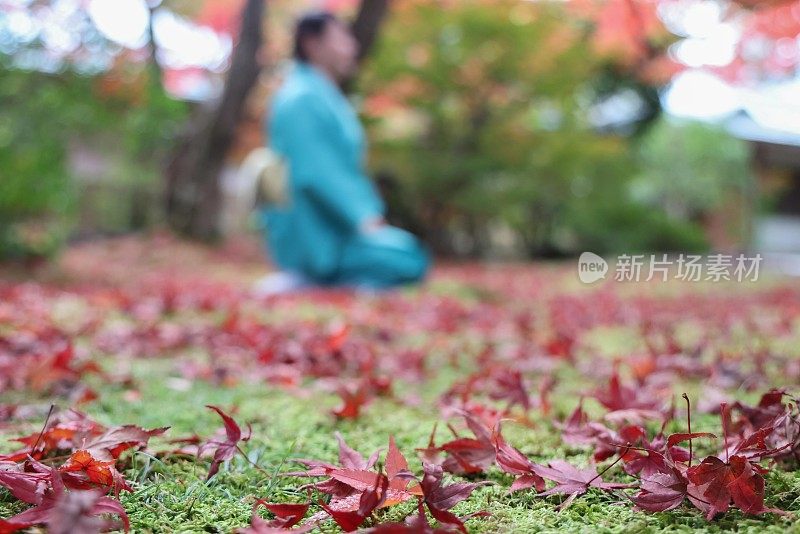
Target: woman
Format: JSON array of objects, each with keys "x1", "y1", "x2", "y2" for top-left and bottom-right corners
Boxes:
[{"x1": 256, "y1": 12, "x2": 429, "y2": 294}]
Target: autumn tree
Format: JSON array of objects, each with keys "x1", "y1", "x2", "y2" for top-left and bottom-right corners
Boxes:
[
  {"x1": 164, "y1": 0, "x2": 266, "y2": 241},
  {"x1": 361, "y1": 0, "x2": 658, "y2": 256}
]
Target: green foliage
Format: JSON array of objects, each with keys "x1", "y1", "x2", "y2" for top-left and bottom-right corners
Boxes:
[
  {"x1": 0, "y1": 66, "x2": 84, "y2": 260},
  {"x1": 0, "y1": 61, "x2": 188, "y2": 260},
  {"x1": 564, "y1": 200, "x2": 709, "y2": 254},
  {"x1": 360, "y1": 1, "x2": 641, "y2": 256},
  {"x1": 0, "y1": 1, "x2": 190, "y2": 258},
  {"x1": 360, "y1": 1, "x2": 717, "y2": 257},
  {"x1": 631, "y1": 118, "x2": 752, "y2": 219}
]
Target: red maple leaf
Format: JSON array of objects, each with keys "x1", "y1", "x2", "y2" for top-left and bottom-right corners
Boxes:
[
  {"x1": 358, "y1": 501, "x2": 446, "y2": 533},
  {"x1": 326, "y1": 322, "x2": 351, "y2": 353},
  {"x1": 592, "y1": 372, "x2": 665, "y2": 414},
  {"x1": 632, "y1": 466, "x2": 688, "y2": 513},
  {"x1": 331, "y1": 381, "x2": 371, "y2": 420},
  {"x1": 59, "y1": 449, "x2": 130, "y2": 496},
  {"x1": 320, "y1": 472, "x2": 390, "y2": 532},
  {"x1": 4, "y1": 411, "x2": 166, "y2": 463},
  {"x1": 0, "y1": 463, "x2": 129, "y2": 533},
  {"x1": 289, "y1": 432, "x2": 380, "y2": 497},
  {"x1": 532, "y1": 460, "x2": 635, "y2": 510},
  {"x1": 487, "y1": 369, "x2": 532, "y2": 412},
  {"x1": 289, "y1": 435, "x2": 419, "y2": 513},
  {"x1": 733, "y1": 389, "x2": 787, "y2": 430},
  {"x1": 419, "y1": 463, "x2": 490, "y2": 533},
  {"x1": 84, "y1": 425, "x2": 169, "y2": 461},
  {"x1": 493, "y1": 434, "x2": 545, "y2": 493},
  {"x1": 0, "y1": 462, "x2": 49, "y2": 505},
  {"x1": 557, "y1": 402, "x2": 649, "y2": 463},
  {"x1": 418, "y1": 412, "x2": 496, "y2": 475},
  {"x1": 6, "y1": 410, "x2": 104, "y2": 461},
  {"x1": 236, "y1": 498, "x2": 315, "y2": 533},
  {"x1": 557, "y1": 399, "x2": 591, "y2": 444},
  {"x1": 686, "y1": 455, "x2": 779, "y2": 519},
  {"x1": 198, "y1": 405, "x2": 251, "y2": 480},
  {"x1": 623, "y1": 432, "x2": 716, "y2": 478}
]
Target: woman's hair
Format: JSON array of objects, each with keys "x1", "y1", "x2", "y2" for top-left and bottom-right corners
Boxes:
[{"x1": 293, "y1": 11, "x2": 338, "y2": 62}]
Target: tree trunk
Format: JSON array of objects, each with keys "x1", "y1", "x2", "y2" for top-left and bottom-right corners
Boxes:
[
  {"x1": 352, "y1": 0, "x2": 391, "y2": 63},
  {"x1": 165, "y1": 0, "x2": 266, "y2": 241}
]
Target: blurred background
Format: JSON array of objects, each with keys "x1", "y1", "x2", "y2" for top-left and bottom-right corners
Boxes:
[{"x1": 1, "y1": 0, "x2": 798, "y2": 264}]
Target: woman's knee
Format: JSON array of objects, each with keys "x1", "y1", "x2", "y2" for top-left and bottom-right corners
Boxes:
[{"x1": 398, "y1": 242, "x2": 431, "y2": 283}]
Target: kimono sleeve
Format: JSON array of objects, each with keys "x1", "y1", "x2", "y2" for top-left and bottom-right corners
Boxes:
[{"x1": 276, "y1": 93, "x2": 381, "y2": 231}]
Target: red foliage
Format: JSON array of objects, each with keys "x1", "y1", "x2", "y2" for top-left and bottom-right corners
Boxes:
[
  {"x1": 0, "y1": 462, "x2": 129, "y2": 533},
  {"x1": 533, "y1": 459, "x2": 635, "y2": 510},
  {"x1": 198, "y1": 405, "x2": 252, "y2": 480},
  {"x1": 237, "y1": 499, "x2": 314, "y2": 533},
  {"x1": 3, "y1": 241, "x2": 800, "y2": 529}
]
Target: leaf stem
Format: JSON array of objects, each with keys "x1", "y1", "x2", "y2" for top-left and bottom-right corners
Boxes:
[
  {"x1": 31, "y1": 404, "x2": 55, "y2": 456},
  {"x1": 586, "y1": 444, "x2": 629, "y2": 487},
  {"x1": 720, "y1": 402, "x2": 729, "y2": 463},
  {"x1": 236, "y1": 445, "x2": 271, "y2": 476},
  {"x1": 682, "y1": 393, "x2": 692, "y2": 467}
]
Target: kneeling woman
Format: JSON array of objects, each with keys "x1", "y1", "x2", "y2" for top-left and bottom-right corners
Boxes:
[{"x1": 257, "y1": 11, "x2": 429, "y2": 295}]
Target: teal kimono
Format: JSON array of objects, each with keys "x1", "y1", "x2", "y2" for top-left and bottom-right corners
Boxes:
[{"x1": 260, "y1": 62, "x2": 429, "y2": 289}]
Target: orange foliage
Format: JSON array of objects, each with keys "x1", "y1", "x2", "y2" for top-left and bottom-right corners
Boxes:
[{"x1": 570, "y1": 0, "x2": 670, "y2": 66}]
